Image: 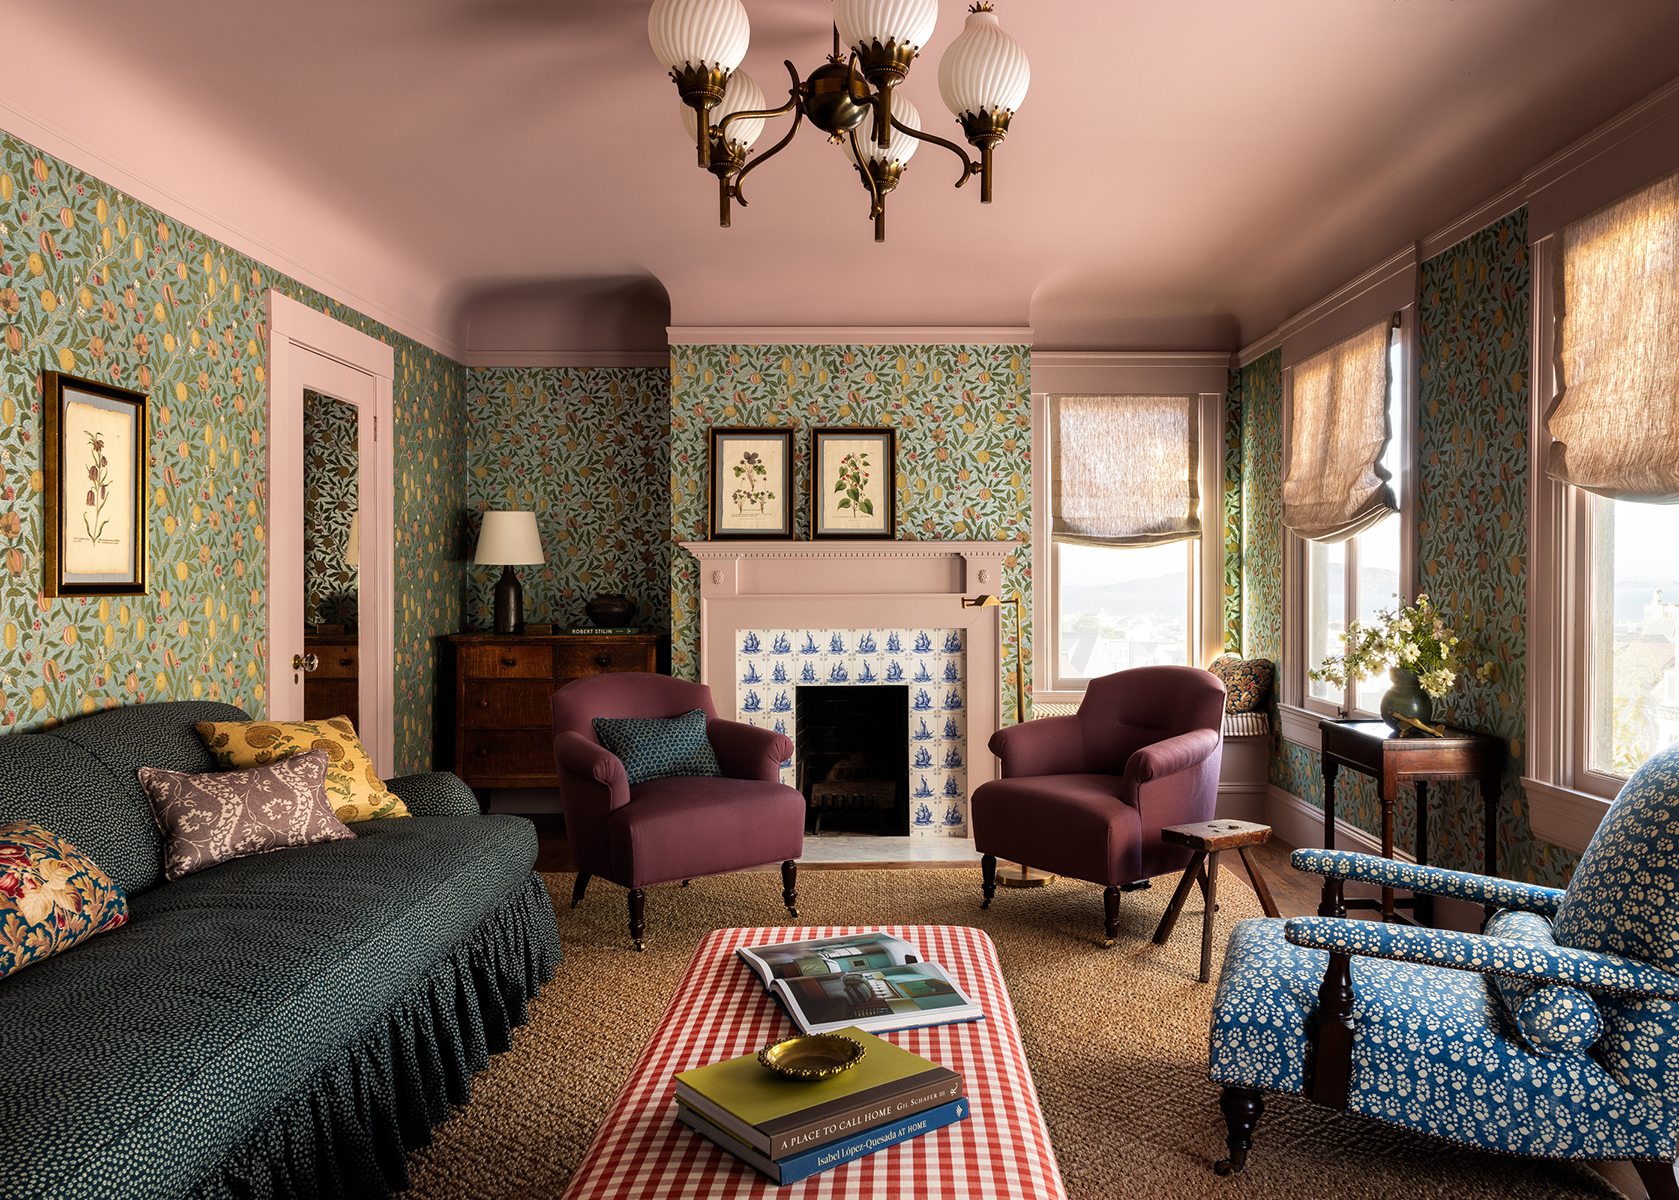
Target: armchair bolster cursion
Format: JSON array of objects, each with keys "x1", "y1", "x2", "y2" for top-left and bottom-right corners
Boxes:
[
  {"x1": 552, "y1": 731, "x2": 630, "y2": 809},
  {"x1": 706, "y1": 718, "x2": 791, "y2": 783},
  {"x1": 1283, "y1": 916, "x2": 1679, "y2": 1001},
  {"x1": 1290, "y1": 848, "x2": 1566, "y2": 916},
  {"x1": 1125, "y1": 727, "x2": 1221, "y2": 785}
]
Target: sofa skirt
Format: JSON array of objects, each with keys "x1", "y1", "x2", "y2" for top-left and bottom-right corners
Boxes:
[{"x1": 185, "y1": 871, "x2": 562, "y2": 1200}]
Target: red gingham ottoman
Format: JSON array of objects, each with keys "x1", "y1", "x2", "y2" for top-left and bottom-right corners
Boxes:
[{"x1": 559, "y1": 925, "x2": 1067, "y2": 1199}]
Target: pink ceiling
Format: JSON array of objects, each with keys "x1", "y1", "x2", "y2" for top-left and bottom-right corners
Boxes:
[{"x1": 5, "y1": 0, "x2": 1678, "y2": 355}]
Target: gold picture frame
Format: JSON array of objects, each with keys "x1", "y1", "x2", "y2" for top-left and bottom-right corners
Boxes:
[{"x1": 42, "y1": 371, "x2": 149, "y2": 597}]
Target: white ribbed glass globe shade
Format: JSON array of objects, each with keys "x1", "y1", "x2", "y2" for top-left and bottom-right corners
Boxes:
[
  {"x1": 833, "y1": 0, "x2": 937, "y2": 53},
  {"x1": 938, "y1": 7, "x2": 1030, "y2": 116},
  {"x1": 648, "y1": 0, "x2": 749, "y2": 73},
  {"x1": 860, "y1": 93, "x2": 921, "y2": 165},
  {"x1": 680, "y1": 70, "x2": 767, "y2": 149}
]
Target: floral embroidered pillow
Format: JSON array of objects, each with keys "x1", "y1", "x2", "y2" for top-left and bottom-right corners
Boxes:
[
  {"x1": 0, "y1": 822, "x2": 129, "y2": 982},
  {"x1": 138, "y1": 748, "x2": 356, "y2": 882},
  {"x1": 193, "y1": 715, "x2": 409, "y2": 822},
  {"x1": 1209, "y1": 656, "x2": 1275, "y2": 713}
]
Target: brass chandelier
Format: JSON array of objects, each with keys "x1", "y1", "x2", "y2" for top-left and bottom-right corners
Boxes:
[{"x1": 648, "y1": 0, "x2": 1030, "y2": 242}]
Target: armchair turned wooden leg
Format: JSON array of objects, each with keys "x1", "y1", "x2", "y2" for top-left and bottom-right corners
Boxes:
[
  {"x1": 1103, "y1": 886, "x2": 1122, "y2": 947},
  {"x1": 981, "y1": 854, "x2": 997, "y2": 909},
  {"x1": 781, "y1": 860, "x2": 799, "y2": 919},
  {"x1": 1635, "y1": 1161, "x2": 1679, "y2": 1200},
  {"x1": 1306, "y1": 951, "x2": 1356, "y2": 1110},
  {"x1": 571, "y1": 872, "x2": 591, "y2": 909},
  {"x1": 1212, "y1": 1087, "x2": 1264, "y2": 1175},
  {"x1": 628, "y1": 888, "x2": 646, "y2": 952}
]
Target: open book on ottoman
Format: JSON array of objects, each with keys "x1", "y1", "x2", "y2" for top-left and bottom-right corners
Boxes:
[{"x1": 736, "y1": 932, "x2": 985, "y2": 1035}]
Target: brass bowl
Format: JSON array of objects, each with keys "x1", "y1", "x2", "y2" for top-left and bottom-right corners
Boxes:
[{"x1": 757, "y1": 1034, "x2": 866, "y2": 1081}]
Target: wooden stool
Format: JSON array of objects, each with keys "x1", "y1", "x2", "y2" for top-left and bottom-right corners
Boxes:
[{"x1": 1152, "y1": 820, "x2": 1280, "y2": 983}]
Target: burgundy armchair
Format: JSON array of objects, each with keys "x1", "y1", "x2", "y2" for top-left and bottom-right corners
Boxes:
[
  {"x1": 551, "y1": 673, "x2": 805, "y2": 951},
  {"x1": 970, "y1": 665, "x2": 1226, "y2": 946}
]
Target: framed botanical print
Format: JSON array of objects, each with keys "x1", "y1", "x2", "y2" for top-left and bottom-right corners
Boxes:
[
  {"x1": 811, "y1": 426, "x2": 896, "y2": 539},
  {"x1": 709, "y1": 426, "x2": 795, "y2": 539},
  {"x1": 42, "y1": 372, "x2": 149, "y2": 596}
]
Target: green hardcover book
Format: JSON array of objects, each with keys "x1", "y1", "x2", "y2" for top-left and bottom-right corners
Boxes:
[{"x1": 673, "y1": 1027, "x2": 963, "y2": 1161}]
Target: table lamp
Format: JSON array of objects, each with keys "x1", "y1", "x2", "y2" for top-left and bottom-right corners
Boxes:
[{"x1": 475, "y1": 510, "x2": 545, "y2": 634}]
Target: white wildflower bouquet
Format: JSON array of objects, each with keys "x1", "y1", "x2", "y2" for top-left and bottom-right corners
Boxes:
[{"x1": 1309, "y1": 593, "x2": 1492, "y2": 699}]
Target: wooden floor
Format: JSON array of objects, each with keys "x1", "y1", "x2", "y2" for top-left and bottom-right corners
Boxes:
[{"x1": 531, "y1": 816, "x2": 1391, "y2": 920}]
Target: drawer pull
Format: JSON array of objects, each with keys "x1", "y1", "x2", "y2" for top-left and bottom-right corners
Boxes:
[
  {"x1": 476, "y1": 747, "x2": 490, "y2": 757},
  {"x1": 339, "y1": 658, "x2": 354, "y2": 667},
  {"x1": 594, "y1": 655, "x2": 613, "y2": 668},
  {"x1": 478, "y1": 699, "x2": 490, "y2": 709},
  {"x1": 501, "y1": 656, "x2": 518, "y2": 667}
]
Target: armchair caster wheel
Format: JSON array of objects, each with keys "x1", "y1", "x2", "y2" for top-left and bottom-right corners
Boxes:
[
  {"x1": 1213, "y1": 1157, "x2": 1243, "y2": 1176},
  {"x1": 1101, "y1": 937, "x2": 1115, "y2": 949},
  {"x1": 681, "y1": 879, "x2": 690, "y2": 887},
  {"x1": 633, "y1": 940, "x2": 646, "y2": 953},
  {"x1": 981, "y1": 897, "x2": 992, "y2": 910},
  {"x1": 786, "y1": 907, "x2": 800, "y2": 920}
]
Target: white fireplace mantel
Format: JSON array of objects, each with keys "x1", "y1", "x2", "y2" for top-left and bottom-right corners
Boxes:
[{"x1": 679, "y1": 540, "x2": 1019, "y2": 799}]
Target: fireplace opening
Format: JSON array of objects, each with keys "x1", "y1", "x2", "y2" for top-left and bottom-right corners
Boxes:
[{"x1": 795, "y1": 686, "x2": 910, "y2": 835}]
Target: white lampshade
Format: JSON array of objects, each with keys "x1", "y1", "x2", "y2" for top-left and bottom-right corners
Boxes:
[
  {"x1": 938, "y1": 5, "x2": 1030, "y2": 117},
  {"x1": 475, "y1": 510, "x2": 545, "y2": 566},
  {"x1": 834, "y1": 0, "x2": 937, "y2": 53},
  {"x1": 648, "y1": 0, "x2": 749, "y2": 74},
  {"x1": 345, "y1": 511, "x2": 359, "y2": 568},
  {"x1": 681, "y1": 69, "x2": 767, "y2": 150},
  {"x1": 856, "y1": 93, "x2": 921, "y2": 165}
]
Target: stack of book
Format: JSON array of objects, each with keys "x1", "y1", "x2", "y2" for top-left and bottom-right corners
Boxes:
[{"x1": 674, "y1": 1027, "x2": 967, "y2": 1186}]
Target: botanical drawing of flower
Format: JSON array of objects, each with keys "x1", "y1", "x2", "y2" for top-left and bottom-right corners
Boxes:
[
  {"x1": 834, "y1": 451, "x2": 873, "y2": 516},
  {"x1": 731, "y1": 449, "x2": 774, "y2": 516},
  {"x1": 83, "y1": 430, "x2": 111, "y2": 544}
]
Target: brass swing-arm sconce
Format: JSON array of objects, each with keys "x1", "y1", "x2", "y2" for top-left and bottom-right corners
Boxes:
[{"x1": 650, "y1": 0, "x2": 1030, "y2": 242}]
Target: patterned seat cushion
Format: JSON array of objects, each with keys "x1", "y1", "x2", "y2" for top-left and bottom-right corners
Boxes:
[
  {"x1": 0, "y1": 813, "x2": 539, "y2": 1198},
  {"x1": 593, "y1": 708, "x2": 723, "y2": 786},
  {"x1": 1209, "y1": 918, "x2": 1668, "y2": 1159}
]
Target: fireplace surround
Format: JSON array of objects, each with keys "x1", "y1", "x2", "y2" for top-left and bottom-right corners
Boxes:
[{"x1": 680, "y1": 540, "x2": 1018, "y2": 837}]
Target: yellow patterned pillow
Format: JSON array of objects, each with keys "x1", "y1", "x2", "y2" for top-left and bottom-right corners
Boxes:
[{"x1": 193, "y1": 716, "x2": 410, "y2": 822}]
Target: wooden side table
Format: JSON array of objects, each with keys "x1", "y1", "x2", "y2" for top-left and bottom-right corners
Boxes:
[
  {"x1": 1152, "y1": 820, "x2": 1280, "y2": 983},
  {"x1": 1317, "y1": 719, "x2": 1504, "y2": 925}
]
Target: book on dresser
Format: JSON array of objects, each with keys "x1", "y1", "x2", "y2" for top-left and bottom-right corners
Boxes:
[
  {"x1": 673, "y1": 1027, "x2": 967, "y2": 1185},
  {"x1": 736, "y1": 932, "x2": 985, "y2": 1035}
]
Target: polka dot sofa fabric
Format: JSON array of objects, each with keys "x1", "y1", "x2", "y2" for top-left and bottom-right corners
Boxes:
[
  {"x1": 0, "y1": 701, "x2": 562, "y2": 1199},
  {"x1": 1209, "y1": 742, "x2": 1679, "y2": 1166}
]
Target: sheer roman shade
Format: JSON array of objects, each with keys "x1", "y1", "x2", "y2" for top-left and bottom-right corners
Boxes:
[
  {"x1": 1283, "y1": 319, "x2": 1396, "y2": 543},
  {"x1": 1547, "y1": 168, "x2": 1679, "y2": 503},
  {"x1": 1049, "y1": 394, "x2": 1200, "y2": 547}
]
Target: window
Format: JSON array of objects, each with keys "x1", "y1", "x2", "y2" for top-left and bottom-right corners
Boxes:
[
  {"x1": 1588, "y1": 499, "x2": 1679, "y2": 778},
  {"x1": 1303, "y1": 331, "x2": 1406, "y2": 718},
  {"x1": 1030, "y1": 384, "x2": 1224, "y2": 702}
]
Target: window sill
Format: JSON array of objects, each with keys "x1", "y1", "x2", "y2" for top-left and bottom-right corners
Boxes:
[
  {"x1": 1278, "y1": 703, "x2": 1328, "y2": 751},
  {"x1": 1522, "y1": 777, "x2": 1612, "y2": 856}
]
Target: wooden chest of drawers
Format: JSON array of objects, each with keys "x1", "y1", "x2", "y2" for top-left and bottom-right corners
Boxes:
[
  {"x1": 304, "y1": 634, "x2": 359, "y2": 731},
  {"x1": 446, "y1": 632, "x2": 668, "y2": 808}
]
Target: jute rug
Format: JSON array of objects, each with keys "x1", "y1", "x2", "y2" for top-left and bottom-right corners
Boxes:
[{"x1": 401, "y1": 868, "x2": 1622, "y2": 1200}]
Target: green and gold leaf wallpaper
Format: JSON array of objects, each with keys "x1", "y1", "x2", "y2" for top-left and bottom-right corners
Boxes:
[
  {"x1": 303, "y1": 390, "x2": 359, "y2": 629},
  {"x1": 0, "y1": 132, "x2": 465, "y2": 774},
  {"x1": 667, "y1": 345, "x2": 1032, "y2": 720},
  {"x1": 464, "y1": 367, "x2": 669, "y2": 631}
]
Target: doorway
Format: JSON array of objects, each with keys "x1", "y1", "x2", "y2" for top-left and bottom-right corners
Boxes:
[{"x1": 264, "y1": 292, "x2": 395, "y2": 776}]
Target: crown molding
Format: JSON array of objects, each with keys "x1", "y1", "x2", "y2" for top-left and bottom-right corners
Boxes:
[
  {"x1": 1420, "y1": 182, "x2": 1527, "y2": 261},
  {"x1": 667, "y1": 326, "x2": 1034, "y2": 346},
  {"x1": 461, "y1": 350, "x2": 669, "y2": 369},
  {"x1": 0, "y1": 97, "x2": 464, "y2": 362},
  {"x1": 1031, "y1": 350, "x2": 1233, "y2": 395}
]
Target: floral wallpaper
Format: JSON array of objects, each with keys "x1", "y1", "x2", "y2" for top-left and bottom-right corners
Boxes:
[
  {"x1": 303, "y1": 390, "x2": 358, "y2": 628},
  {"x1": 667, "y1": 345, "x2": 1032, "y2": 722},
  {"x1": 1222, "y1": 368, "x2": 1243, "y2": 653},
  {"x1": 1239, "y1": 351, "x2": 1282, "y2": 662},
  {"x1": 463, "y1": 367, "x2": 668, "y2": 631},
  {"x1": 0, "y1": 131, "x2": 465, "y2": 775}
]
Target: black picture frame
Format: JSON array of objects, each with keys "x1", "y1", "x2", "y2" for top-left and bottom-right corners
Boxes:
[
  {"x1": 810, "y1": 426, "x2": 896, "y2": 539},
  {"x1": 42, "y1": 371, "x2": 149, "y2": 596},
  {"x1": 708, "y1": 426, "x2": 795, "y2": 539}
]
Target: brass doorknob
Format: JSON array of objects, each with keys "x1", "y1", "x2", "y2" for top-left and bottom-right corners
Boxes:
[{"x1": 292, "y1": 653, "x2": 319, "y2": 672}]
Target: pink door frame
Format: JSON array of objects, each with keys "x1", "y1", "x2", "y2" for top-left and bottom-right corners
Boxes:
[{"x1": 264, "y1": 291, "x2": 395, "y2": 776}]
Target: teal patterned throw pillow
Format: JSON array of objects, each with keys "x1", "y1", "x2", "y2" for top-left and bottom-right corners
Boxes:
[{"x1": 592, "y1": 709, "x2": 723, "y2": 787}]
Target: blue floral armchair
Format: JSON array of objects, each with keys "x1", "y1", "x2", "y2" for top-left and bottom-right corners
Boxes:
[{"x1": 1206, "y1": 743, "x2": 1679, "y2": 1199}]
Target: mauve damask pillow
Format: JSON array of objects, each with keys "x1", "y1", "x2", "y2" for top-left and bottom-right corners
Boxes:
[{"x1": 137, "y1": 748, "x2": 355, "y2": 882}]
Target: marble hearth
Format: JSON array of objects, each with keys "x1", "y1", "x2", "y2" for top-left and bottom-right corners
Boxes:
[{"x1": 680, "y1": 540, "x2": 1018, "y2": 837}]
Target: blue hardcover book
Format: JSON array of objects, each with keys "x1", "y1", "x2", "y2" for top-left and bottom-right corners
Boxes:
[{"x1": 676, "y1": 1097, "x2": 969, "y2": 1186}]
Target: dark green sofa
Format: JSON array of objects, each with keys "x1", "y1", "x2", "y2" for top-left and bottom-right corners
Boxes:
[{"x1": 0, "y1": 700, "x2": 562, "y2": 1199}]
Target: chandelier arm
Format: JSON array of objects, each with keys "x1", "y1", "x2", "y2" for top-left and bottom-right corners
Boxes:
[
  {"x1": 730, "y1": 64, "x2": 806, "y2": 209},
  {"x1": 847, "y1": 128, "x2": 882, "y2": 219},
  {"x1": 889, "y1": 116, "x2": 979, "y2": 189}
]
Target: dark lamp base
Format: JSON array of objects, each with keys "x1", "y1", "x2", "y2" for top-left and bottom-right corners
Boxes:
[{"x1": 493, "y1": 565, "x2": 525, "y2": 635}]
